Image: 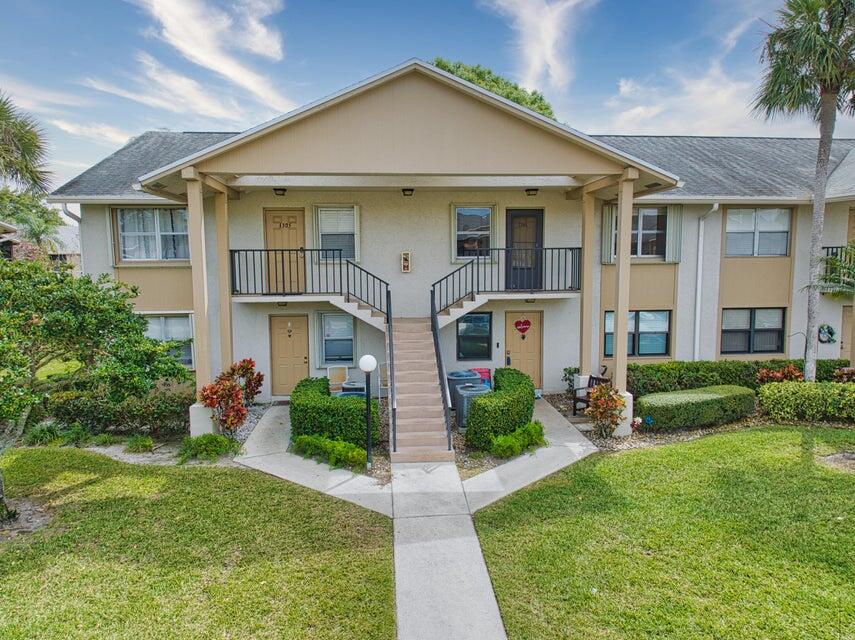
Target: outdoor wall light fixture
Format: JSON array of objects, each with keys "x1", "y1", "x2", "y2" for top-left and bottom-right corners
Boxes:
[
  {"x1": 402, "y1": 188, "x2": 415, "y2": 196},
  {"x1": 525, "y1": 188, "x2": 539, "y2": 196},
  {"x1": 273, "y1": 188, "x2": 287, "y2": 196}
]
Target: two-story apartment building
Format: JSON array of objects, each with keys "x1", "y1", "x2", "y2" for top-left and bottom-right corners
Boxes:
[{"x1": 49, "y1": 60, "x2": 855, "y2": 461}]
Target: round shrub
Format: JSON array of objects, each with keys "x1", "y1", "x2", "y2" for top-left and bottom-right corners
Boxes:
[
  {"x1": 289, "y1": 377, "x2": 380, "y2": 446},
  {"x1": 758, "y1": 381, "x2": 855, "y2": 422},
  {"x1": 635, "y1": 385, "x2": 756, "y2": 431},
  {"x1": 465, "y1": 368, "x2": 535, "y2": 450}
]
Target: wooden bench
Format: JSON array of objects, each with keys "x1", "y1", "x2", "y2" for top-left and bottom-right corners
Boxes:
[{"x1": 571, "y1": 375, "x2": 611, "y2": 416}]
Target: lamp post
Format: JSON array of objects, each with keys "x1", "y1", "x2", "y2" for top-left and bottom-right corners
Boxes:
[{"x1": 358, "y1": 354, "x2": 377, "y2": 469}]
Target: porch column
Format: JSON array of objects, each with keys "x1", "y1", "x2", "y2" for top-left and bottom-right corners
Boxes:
[
  {"x1": 579, "y1": 193, "x2": 596, "y2": 374},
  {"x1": 612, "y1": 168, "x2": 637, "y2": 436},
  {"x1": 612, "y1": 168, "x2": 637, "y2": 392},
  {"x1": 184, "y1": 171, "x2": 211, "y2": 394},
  {"x1": 215, "y1": 191, "x2": 233, "y2": 369}
]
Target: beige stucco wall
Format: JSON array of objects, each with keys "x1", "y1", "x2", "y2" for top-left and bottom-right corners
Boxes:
[{"x1": 198, "y1": 71, "x2": 623, "y2": 177}]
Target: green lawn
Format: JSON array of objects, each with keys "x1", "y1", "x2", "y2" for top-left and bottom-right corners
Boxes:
[
  {"x1": 476, "y1": 426, "x2": 855, "y2": 640},
  {"x1": 0, "y1": 448, "x2": 395, "y2": 640}
]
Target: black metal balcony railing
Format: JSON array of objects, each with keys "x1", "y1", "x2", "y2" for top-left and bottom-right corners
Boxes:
[
  {"x1": 823, "y1": 245, "x2": 855, "y2": 279},
  {"x1": 432, "y1": 247, "x2": 582, "y2": 313}
]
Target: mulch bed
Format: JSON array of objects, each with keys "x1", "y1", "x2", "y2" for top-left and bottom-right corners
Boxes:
[{"x1": 0, "y1": 498, "x2": 52, "y2": 541}]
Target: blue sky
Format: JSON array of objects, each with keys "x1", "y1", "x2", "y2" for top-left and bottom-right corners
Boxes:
[{"x1": 3, "y1": 0, "x2": 854, "y2": 188}]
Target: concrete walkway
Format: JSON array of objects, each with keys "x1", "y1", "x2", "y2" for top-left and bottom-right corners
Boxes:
[
  {"x1": 234, "y1": 405, "x2": 393, "y2": 516},
  {"x1": 462, "y1": 399, "x2": 599, "y2": 511}
]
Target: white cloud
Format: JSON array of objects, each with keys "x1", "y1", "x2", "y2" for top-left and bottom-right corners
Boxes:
[
  {"x1": 48, "y1": 119, "x2": 134, "y2": 146},
  {"x1": 0, "y1": 74, "x2": 90, "y2": 115},
  {"x1": 481, "y1": 0, "x2": 595, "y2": 91},
  {"x1": 83, "y1": 52, "x2": 251, "y2": 126},
  {"x1": 131, "y1": 0, "x2": 294, "y2": 112}
]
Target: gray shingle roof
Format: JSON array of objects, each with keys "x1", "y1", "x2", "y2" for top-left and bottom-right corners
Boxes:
[
  {"x1": 594, "y1": 135, "x2": 855, "y2": 200},
  {"x1": 50, "y1": 131, "x2": 237, "y2": 199},
  {"x1": 51, "y1": 129, "x2": 855, "y2": 202}
]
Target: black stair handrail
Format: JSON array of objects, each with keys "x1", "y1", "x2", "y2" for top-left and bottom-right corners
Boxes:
[
  {"x1": 345, "y1": 260, "x2": 390, "y2": 316},
  {"x1": 430, "y1": 247, "x2": 582, "y2": 314},
  {"x1": 430, "y1": 289, "x2": 453, "y2": 451},
  {"x1": 386, "y1": 288, "x2": 398, "y2": 453}
]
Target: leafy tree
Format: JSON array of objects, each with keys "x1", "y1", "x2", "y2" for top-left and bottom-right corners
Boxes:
[
  {"x1": 0, "y1": 187, "x2": 63, "y2": 251},
  {"x1": 754, "y1": 0, "x2": 855, "y2": 380},
  {"x1": 0, "y1": 93, "x2": 50, "y2": 193},
  {"x1": 432, "y1": 57, "x2": 556, "y2": 118},
  {"x1": 0, "y1": 259, "x2": 190, "y2": 520}
]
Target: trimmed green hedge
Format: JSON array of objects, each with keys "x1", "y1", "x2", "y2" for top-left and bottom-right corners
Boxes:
[
  {"x1": 289, "y1": 377, "x2": 380, "y2": 447},
  {"x1": 627, "y1": 358, "x2": 848, "y2": 397},
  {"x1": 465, "y1": 368, "x2": 535, "y2": 450},
  {"x1": 48, "y1": 388, "x2": 194, "y2": 437},
  {"x1": 490, "y1": 421, "x2": 546, "y2": 458},
  {"x1": 758, "y1": 381, "x2": 855, "y2": 422},
  {"x1": 292, "y1": 434, "x2": 368, "y2": 471},
  {"x1": 635, "y1": 385, "x2": 756, "y2": 431}
]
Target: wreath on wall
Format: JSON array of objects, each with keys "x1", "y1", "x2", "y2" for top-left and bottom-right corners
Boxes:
[{"x1": 818, "y1": 324, "x2": 837, "y2": 344}]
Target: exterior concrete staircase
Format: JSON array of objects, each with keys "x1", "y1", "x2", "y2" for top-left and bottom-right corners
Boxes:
[{"x1": 390, "y1": 318, "x2": 455, "y2": 463}]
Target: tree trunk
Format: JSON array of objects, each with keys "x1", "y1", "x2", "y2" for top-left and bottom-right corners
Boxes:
[
  {"x1": 0, "y1": 405, "x2": 31, "y2": 522},
  {"x1": 805, "y1": 89, "x2": 838, "y2": 381}
]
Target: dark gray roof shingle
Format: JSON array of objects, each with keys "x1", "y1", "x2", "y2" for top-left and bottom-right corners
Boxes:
[
  {"x1": 51, "y1": 130, "x2": 855, "y2": 202},
  {"x1": 593, "y1": 135, "x2": 855, "y2": 199},
  {"x1": 50, "y1": 131, "x2": 237, "y2": 199}
]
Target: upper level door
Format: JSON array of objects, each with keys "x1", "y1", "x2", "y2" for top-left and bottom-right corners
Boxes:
[
  {"x1": 264, "y1": 209, "x2": 305, "y2": 293},
  {"x1": 506, "y1": 209, "x2": 544, "y2": 290}
]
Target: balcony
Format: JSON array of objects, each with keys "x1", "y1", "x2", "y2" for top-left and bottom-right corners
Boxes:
[{"x1": 821, "y1": 245, "x2": 855, "y2": 293}]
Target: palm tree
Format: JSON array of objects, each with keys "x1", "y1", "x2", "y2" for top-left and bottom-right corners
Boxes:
[
  {"x1": 0, "y1": 92, "x2": 50, "y2": 193},
  {"x1": 754, "y1": 0, "x2": 855, "y2": 380}
]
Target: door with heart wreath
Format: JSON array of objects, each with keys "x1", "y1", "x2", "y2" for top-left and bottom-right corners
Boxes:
[{"x1": 504, "y1": 311, "x2": 542, "y2": 388}]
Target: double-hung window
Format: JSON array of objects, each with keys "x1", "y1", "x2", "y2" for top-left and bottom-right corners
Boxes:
[
  {"x1": 455, "y1": 206, "x2": 493, "y2": 258},
  {"x1": 117, "y1": 208, "x2": 189, "y2": 261},
  {"x1": 317, "y1": 206, "x2": 357, "y2": 259},
  {"x1": 456, "y1": 312, "x2": 492, "y2": 360},
  {"x1": 604, "y1": 310, "x2": 670, "y2": 357},
  {"x1": 321, "y1": 313, "x2": 354, "y2": 364},
  {"x1": 612, "y1": 207, "x2": 667, "y2": 258},
  {"x1": 144, "y1": 314, "x2": 193, "y2": 366},
  {"x1": 721, "y1": 308, "x2": 785, "y2": 354},
  {"x1": 725, "y1": 208, "x2": 790, "y2": 256}
]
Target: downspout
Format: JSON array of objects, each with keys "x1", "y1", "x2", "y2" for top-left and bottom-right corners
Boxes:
[
  {"x1": 693, "y1": 202, "x2": 720, "y2": 360},
  {"x1": 60, "y1": 202, "x2": 81, "y2": 223}
]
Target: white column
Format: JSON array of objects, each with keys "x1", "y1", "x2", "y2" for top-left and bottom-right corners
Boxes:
[{"x1": 613, "y1": 168, "x2": 637, "y2": 436}]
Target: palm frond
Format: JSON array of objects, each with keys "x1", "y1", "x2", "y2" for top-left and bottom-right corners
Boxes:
[{"x1": 0, "y1": 93, "x2": 51, "y2": 193}]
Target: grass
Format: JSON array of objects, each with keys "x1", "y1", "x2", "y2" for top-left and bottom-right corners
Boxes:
[
  {"x1": 476, "y1": 425, "x2": 855, "y2": 640},
  {"x1": 0, "y1": 448, "x2": 395, "y2": 640}
]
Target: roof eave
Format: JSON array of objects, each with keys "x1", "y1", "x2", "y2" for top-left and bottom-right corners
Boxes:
[{"x1": 46, "y1": 195, "x2": 180, "y2": 205}]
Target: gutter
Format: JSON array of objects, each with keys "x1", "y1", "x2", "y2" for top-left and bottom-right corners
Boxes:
[{"x1": 694, "y1": 202, "x2": 720, "y2": 360}]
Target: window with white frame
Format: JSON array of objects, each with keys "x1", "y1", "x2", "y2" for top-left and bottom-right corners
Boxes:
[
  {"x1": 321, "y1": 313, "x2": 354, "y2": 364},
  {"x1": 144, "y1": 314, "x2": 193, "y2": 366},
  {"x1": 316, "y1": 206, "x2": 357, "y2": 259},
  {"x1": 613, "y1": 207, "x2": 667, "y2": 258},
  {"x1": 725, "y1": 208, "x2": 790, "y2": 256},
  {"x1": 455, "y1": 206, "x2": 493, "y2": 258},
  {"x1": 604, "y1": 310, "x2": 671, "y2": 357},
  {"x1": 117, "y1": 208, "x2": 189, "y2": 260},
  {"x1": 721, "y1": 308, "x2": 785, "y2": 354}
]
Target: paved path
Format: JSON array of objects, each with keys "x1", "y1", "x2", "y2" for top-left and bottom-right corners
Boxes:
[
  {"x1": 236, "y1": 400, "x2": 595, "y2": 639},
  {"x1": 234, "y1": 405, "x2": 393, "y2": 516}
]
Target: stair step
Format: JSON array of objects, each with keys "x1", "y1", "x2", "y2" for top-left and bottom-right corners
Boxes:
[
  {"x1": 394, "y1": 370, "x2": 437, "y2": 383},
  {"x1": 395, "y1": 418, "x2": 447, "y2": 433},
  {"x1": 396, "y1": 431, "x2": 448, "y2": 446},
  {"x1": 397, "y1": 405, "x2": 444, "y2": 420},
  {"x1": 394, "y1": 334, "x2": 433, "y2": 343},
  {"x1": 397, "y1": 381, "x2": 440, "y2": 394},
  {"x1": 397, "y1": 393, "x2": 442, "y2": 407},
  {"x1": 396, "y1": 358, "x2": 437, "y2": 369},
  {"x1": 391, "y1": 446, "x2": 456, "y2": 463}
]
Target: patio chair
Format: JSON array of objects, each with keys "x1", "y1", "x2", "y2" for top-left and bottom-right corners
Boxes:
[
  {"x1": 571, "y1": 375, "x2": 611, "y2": 416},
  {"x1": 327, "y1": 365, "x2": 350, "y2": 393}
]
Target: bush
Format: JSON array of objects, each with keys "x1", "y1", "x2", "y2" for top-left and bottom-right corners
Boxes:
[
  {"x1": 48, "y1": 388, "x2": 193, "y2": 437},
  {"x1": 758, "y1": 381, "x2": 855, "y2": 422},
  {"x1": 125, "y1": 435, "x2": 154, "y2": 453},
  {"x1": 292, "y1": 434, "x2": 367, "y2": 470},
  {"x1": 62, "y1": 423, "x2": 90, "y2": 447},
  {"x1": 90, "y1": 433, "x2": 121, "y2": 446},
  {"x1": 178, "y1": 434, "x2": 240, "y2": 463},
  {"x1": 289, "y1": 377, "x2": 379, "y2": 446},
  {"x1": 627, "y1": 358, "x2": 847, "y2": 397},
  {"x1": 757, "y1": 363, "x2": 803, "y2": 384},
  {"x1": 635, "y1": 385, "x2": 756, "y2": 431},
  {"x1": 23, "y1": 423, "x2": 61, "y2": 446},
  {"x1": 465, "y1": 368, "x2": 535, "y2": 450},
  {"x1": 562, "y1": 367, "x2": 580, "y2": 391},
  {"x1": 490, "y1": 421, "x2": 546, "y2": 458},
  {"x1": 200, "y1": 377, "x2": 247, "y2": 435},
  {"x1": 585, "y1": 384, "x2": 626, "y2": 438},
  {"x1": 833, "y1": 367, "x2": 855, "y2": 382}
]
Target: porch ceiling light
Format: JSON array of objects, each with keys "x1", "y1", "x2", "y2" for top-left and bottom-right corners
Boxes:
[
  {"x1": 273, "y1": 188, "x2": 287, "y2": 196},
  {"x1": 525, "y1": 188, "x2": 539, "y2": 196},
  {"x1": 402, "y1": 188, "x2": 415, "y2": 196}
]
